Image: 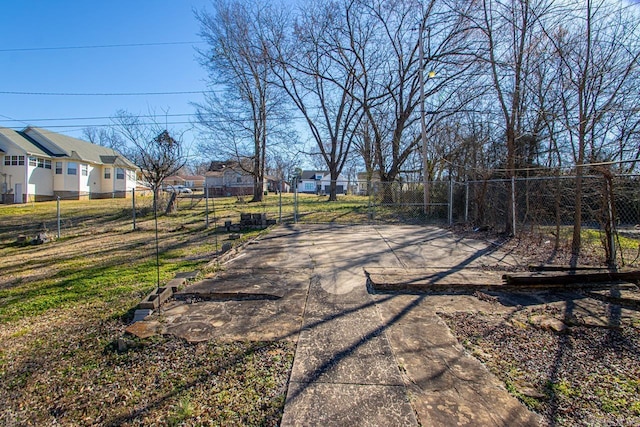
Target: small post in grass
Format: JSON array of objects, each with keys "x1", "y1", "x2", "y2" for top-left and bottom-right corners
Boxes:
[
  {"x1": 153, "y1": 188, "x2": 161, "y2": 289},
  {"x1": 279, "y1": 179, "x2": 282, "y2": 224},
  {"x1": 56, "y1": 196, "x2": 61, "y2": 239},
  {"x1": 212, "y1": 190, "x2": 218, "y2": 254},
  {"x1": 205, "y1": 185, "x2": 209, "y2": 228},
  {"x1": 132, "y1": 188, "x2": 136, "y2": 230}
]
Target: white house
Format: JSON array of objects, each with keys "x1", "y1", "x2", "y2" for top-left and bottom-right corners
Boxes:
[
  {"x1": 0, "y1": 126, "x2": 138, "y2": 203},
  {"x1": 297, "y1": 170, "x2": 348, "y2": 195},
  {"x1": 356, "y1": 171, "x2": 382, "y2": 196}
]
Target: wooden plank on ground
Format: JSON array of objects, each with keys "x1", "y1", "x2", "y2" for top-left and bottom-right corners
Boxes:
[{"x1": 503, "y1": 270, "x2": 640, "y2": 286}]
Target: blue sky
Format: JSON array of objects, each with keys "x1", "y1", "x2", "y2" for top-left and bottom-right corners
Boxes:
[{"x1": 0, "y1": 0, "x2": 212, "y2": 148}]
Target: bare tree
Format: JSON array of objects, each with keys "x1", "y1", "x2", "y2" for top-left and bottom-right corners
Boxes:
[
  {"x1": 113, "y1": 111, "x2": 186, "y2": 211},
  {"x1": 476, "y1": 0, "x2": 554, "y2": 233},
  {"x1": 544, "y1": 0, "x2": 640, "y2": 256},
  {"x1": 352, "y1": 116, "x2": 377, "y2": 192},
  {"x1": 271, "y1": 0, "x2": 364, "y2": 201},
  {"x1": 341, "y1": 0, "x2": 481, "y2": 203},
  {"x1": 82, "y1": 127, "x2": 129, "y2": 156},
  {"x1": 195, "y1": 0, "x2": 292, "y2": 202}
]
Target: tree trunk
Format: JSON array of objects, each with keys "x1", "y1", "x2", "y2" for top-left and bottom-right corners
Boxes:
[
  {"x1": 554, "y1": 173, "x2": 561, "y2": 251},
  {"x1": 380, "y1": 179, "x2": 394, "y2": 204},
  {"x1": 571, "y1": 168, "x2": 583, "y2": 256},
  {"x1": 505, "y1": 128, "x2": 516, "y2": 235},
  {"x1": 252, "y1": 175, "x2": 264, "y2": 202},
  {"x1": 328, "y1": 171, "x2": 338, "y2": 202}
]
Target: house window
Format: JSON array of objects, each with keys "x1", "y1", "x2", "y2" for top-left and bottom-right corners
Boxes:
[
  {"x1": 104, "y1": 168, "x2": 111, "y2": 179},
  {"x1": 304, "y1": 182, "x2": 315, "y2": 191},
  {"x1": 55, "y1": 162, "x2": 63, "y2": 174},
  {"x1": 67, "y1": 162, "x2": 77, "y2": 175},
  {"x1": 236, "y1": 177, "x2": 242, "y2": 183},
  {"x1": 5, "y1": 155, "x2": 25, "y2": 166},
  {"x1": 116, "y1": 168, "x2": 125, "y2": 180},
  {"x1": 29, "y1": 157, "x2": 51, "y2": 169},
  {"x1": 81, "y1": 164, "x2": 88, "y2": 176}
]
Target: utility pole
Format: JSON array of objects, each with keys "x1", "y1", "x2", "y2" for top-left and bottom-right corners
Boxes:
[{"x1": 419, "y1": 19, "x2": 430, "y2": 216}]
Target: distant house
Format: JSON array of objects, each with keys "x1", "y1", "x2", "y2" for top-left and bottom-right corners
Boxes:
[
  {"x1": 163, "y1": 174, "x2": 205, "y2": 189},
  {"x1": 203, "y1": 161, "x2": 290, "y2": 197},
  {"x1": 0, "y1": 126, "x2": 137, "y2": 203},
  {"x1": 356, "y1": 171, "x2": 382, "y2": 196},
  {"x1": 266, "y1": 175, "x2": 290, "y2": 193},
  {"x1": 204, "y1": 161, "x2": 259, "y2": 197},
  {"x1": 297, "y1": 170, "x2": 348, "y2": 195}
]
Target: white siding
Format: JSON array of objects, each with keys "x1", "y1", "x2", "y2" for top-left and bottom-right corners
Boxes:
[
  {"x1": 62, "y1": 161, "x2": 80, "y2": 191},
  {"x1": 1, "y1": 152, "x2": 28, "y2": 201},
  {"x1": 27, "y1": 163, "x2": 54, "y2": 197}
]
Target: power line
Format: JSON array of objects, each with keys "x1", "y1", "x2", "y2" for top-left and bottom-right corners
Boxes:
[
  {"x1": 0, "y1": 113, "x2": 195, "y2": 122},
  {"x1": 0, "y1": 41, "x2": 204, "y2": 53},
  {"x1": 2, "y1": 121, "x2": 196, "y2": 129},
  {"x1": 0, "y1": 90, "x2": 203, "y2": 96}
]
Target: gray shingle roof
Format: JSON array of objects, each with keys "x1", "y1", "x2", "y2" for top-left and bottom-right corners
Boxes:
[
  {"x1": 301, "y1": 170, "x2": 328, "y2": 180},
  {"x1": 23, "y1": 127, "x2": 137, "y2": 169},
  {"x1": 0, "y1": 127, "x2": 51, "y2": 156}
]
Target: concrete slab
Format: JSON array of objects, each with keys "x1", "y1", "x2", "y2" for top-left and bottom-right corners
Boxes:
[
  {"x1": 138, "y1": 224, "x2": 543, "y2": 425},
  {"x1": 281, "y1": 382, "x2": 418, "y2": 427},
  {"x1": 292, "y1": 307, "x2": 404, "y2": 386},
  {"x1": 178, "y1": 268, "x2": 301, "y2": 299},
  {"x1": 374, "y1": 225, "x2": 521, "y2": 269},
  {"x1": 375, "y1": 294, "x2": 541, "y2": 426},
  {"x1": 130, "y1": 266, "x2": 311, "y2": 342}
]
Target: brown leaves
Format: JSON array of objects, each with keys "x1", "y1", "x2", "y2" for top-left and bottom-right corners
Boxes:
[
  {"x1": 0, "y1": 304, "x2": 294, "y2": 426},
  {"x1": 442, "y1": 306, "x2": 640, "y2": 426}
]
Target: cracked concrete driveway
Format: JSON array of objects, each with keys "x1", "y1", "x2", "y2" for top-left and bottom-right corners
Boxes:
[{"x1": 132, "y1": 224, "x2": 541, "y2": 426}]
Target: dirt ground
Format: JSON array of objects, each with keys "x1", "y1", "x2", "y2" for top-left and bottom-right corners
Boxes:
[{"x1": 443, "y1": 227, "x2": 640, "y2": 426}]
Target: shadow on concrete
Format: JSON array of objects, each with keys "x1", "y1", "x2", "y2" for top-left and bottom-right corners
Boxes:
[{"x1": 273, "y1": 226, "x2": 542, "y2": 425}]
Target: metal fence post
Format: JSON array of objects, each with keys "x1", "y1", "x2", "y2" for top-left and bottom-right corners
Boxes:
[
  {"x1": 132, "y1": 188, "x2": 136, "y2": 230},
  {"x1": 605, "y1": 177, "x2": 617, "y2": 269},
  {"x1": 448, "y1": 178, "x2": 453, "y2": 225},
  {"x1": 511, "y1": 176, "x2": 517, "y2": 235},
  {"x1": 211, "y1": 189, "x2": 218, "y2": 254},
  {"x1": 56, "y1": 196, "x2": 61, "y2": 239},
  {"x1": 294, "y1": 182, "x2": 298, "y2": 224},
  {"x1": 464, "y1": 181, "x2": 469, "y2": 223},
  {"x1": 279, "y1": 180, "x2": 282, "y2": 224},
  {"x1": 205, "y1": 185, "x2": 209, "y2": 228}
]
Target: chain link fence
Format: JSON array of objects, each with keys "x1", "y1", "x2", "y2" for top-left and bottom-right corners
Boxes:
[
  {"x1": 3, "y1": 176, "x2": 638, "y2": 263},
  {"x1": 240, "y1": 175, "x2": 639, "y2": 232},
  {"x1": 462, "y1": 174, "x2": 640, "y2": 233}
]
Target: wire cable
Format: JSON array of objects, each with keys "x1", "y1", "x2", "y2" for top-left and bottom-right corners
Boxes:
[
  {"x1": 0, "y1": 113, "x2": 195, "y2": 122},
  {"x1": 0, "y1": 90, "x2": 203, "y2": 96},
  {"x1": 0, "y1": 41, "x2": 204, "y2": 53}
]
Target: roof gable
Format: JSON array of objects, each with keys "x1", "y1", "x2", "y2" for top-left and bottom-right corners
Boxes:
[
  {"x1": 22, "y1": 127, "x2": 137, "y2": 168},
  {"x1": 301, "y1": 170, "x2": 328, "y2": 180},
  {"x1": 0, "y1": 127, "x2": 51, "y2": 157}
]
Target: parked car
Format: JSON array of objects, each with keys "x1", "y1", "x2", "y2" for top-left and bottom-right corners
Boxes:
[{"x1": 163, "y1": 185, "x2": 193, "y2": 194}]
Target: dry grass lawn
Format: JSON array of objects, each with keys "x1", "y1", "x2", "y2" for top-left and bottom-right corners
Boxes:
[{"x1": 0, "y1": 196, "x2": 293, "y2": 426}]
